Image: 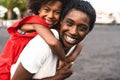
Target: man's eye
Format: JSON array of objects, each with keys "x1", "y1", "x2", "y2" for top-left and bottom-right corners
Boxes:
[
  {"x1": 78, "y1": 25, "x2": 88, "y2": 31},
  {"x1": 66, "y1": 20, "x2": 73, "y2": 26}
]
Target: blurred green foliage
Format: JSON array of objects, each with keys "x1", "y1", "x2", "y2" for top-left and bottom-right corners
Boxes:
[{"x1": 0, "y1": 0, "x2": 27, "y2": 19}]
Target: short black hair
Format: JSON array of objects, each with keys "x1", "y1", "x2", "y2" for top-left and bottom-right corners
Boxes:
[
  {"x1": 27, "y1": 0, "x2": 69, "y2": 15},
  {"x1": 60, "y1": 0, "x2": 96, "y2": 32}
]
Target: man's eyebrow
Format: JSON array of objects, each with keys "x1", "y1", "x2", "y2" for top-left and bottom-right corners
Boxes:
[{"x1": 66, "y1": 18, "x2": 74, "y2": 22}]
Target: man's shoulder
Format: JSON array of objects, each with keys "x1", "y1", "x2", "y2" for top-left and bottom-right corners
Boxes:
[
  {"x1": 34, "y1": 29, "x2": 59, "y2": 40},
  {"x1": 25, "y1": 29, "x2": 59, "y2": 49}
]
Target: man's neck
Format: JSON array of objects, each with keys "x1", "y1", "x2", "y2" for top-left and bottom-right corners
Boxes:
[{"x1": 64, "y1": 47, "x2": 70, "y2": 54}]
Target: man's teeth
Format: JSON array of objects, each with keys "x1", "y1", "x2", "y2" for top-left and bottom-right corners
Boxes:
[{"x1": 66, "y1": 36, "x2": 76, "y2": 43}]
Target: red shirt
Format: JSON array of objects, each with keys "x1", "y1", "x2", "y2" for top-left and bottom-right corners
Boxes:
[{"x1": 0, "y1": 15, "x2": 49, "y2": 80}]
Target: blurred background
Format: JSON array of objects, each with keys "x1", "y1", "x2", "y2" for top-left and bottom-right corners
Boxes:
[
  {"x1": 88, "y1": 0, "x2": 120, "y2": 25},
  {"x1": 0, "y1": 0, "x2": 120, "y2": 80},
  {"x1": 0, "y1": 0, "x2": 27, "y2": 27},
  {"x1": 0, "y1": 0, "x2": 120, "y2": 27}
]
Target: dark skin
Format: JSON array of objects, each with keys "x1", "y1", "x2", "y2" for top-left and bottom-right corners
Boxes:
[
  {"x1": 19, "y1": 0, "x2": 67, "y2": 65},
  {"x1": 18, "y1": 0, "x2": 83, "y2": 69},
  {"x1": 12, "y1": 43, "x2": 82, "y2": 80},
  {"x1": 12, "y1": 4, "x2": 91, "y2": 79},
  {"x1": 58, "y1": 42, "x2": 83, "y2": 69},
  {"x1": 20, "y1": 23, "x2": 82, "y2": 69},
  {"x1": 12, "y1": 62, "x2": 73, "y2": 80}
]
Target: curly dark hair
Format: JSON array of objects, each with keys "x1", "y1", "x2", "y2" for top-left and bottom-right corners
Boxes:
[
  {"x1": 27, "y1": 0, "x2": 69, "y2": 15},
  {"x1": 60, "y1": 0, "x2": 96, "y2": 32}
]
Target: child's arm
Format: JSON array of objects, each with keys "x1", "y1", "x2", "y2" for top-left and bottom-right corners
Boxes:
[
  {"x1": 19, "y1": 23, "x2": 35, "y2": 32},
  {"x1": 57, "y1": 42, "x2": 83, "y2": 69},
  {"x1": 66, "y1": 42, "x2": 83, "y2": 63},
  {"x1": 32, "y1": 24, "x2": 66, "y2": 62},
  {"x1": 19, "y1": 23, "x2": 66, "y2": 62}
]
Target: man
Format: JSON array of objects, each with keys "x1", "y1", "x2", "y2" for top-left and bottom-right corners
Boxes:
[{"x1": 11, "y1": 0, "x2": 96, "y2": 79}]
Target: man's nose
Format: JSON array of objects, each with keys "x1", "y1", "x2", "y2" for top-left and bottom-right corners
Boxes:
[{"x1": 70, "y1": 26, "x2": 78, "y2": 35}]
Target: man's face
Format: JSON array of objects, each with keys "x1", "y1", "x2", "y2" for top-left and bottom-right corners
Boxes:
[{"x1": 60, "y1": 9, "x2": 90, "y2": 49}]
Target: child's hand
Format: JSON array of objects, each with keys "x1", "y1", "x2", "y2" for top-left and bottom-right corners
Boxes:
[
  {"x1": 56, "y1": 63, "x2": 73, "y2": 79},
  {"x1": 57, "y1": 60, "x2": 74, "y2": 70},
  {"x1": 57, "y1": 60, "x2": 66, "y2": 70}
]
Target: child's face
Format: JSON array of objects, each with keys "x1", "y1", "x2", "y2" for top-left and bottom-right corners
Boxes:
[
  {"x1": 38, "y1": 1, "x2": 62, "y2": 27},
  {"x1": 60, "y1": 9, "x2": 90, "y2": 49}
]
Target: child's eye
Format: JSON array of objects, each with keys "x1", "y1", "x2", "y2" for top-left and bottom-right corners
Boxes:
[
  {"x1": 54, "y1": 10, "x2": 61, "y2": 15},
  {"x1": 43, "y1": 7, "x2": 50, "y2": 12}
]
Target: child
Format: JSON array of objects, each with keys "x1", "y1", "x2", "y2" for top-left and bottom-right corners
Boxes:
[
  {"x1": 0, "y1": 0, "x2": 82, "y2": 79},
  {"x1": 11, "y1": 0, "x2": 96, "y2": 79}
]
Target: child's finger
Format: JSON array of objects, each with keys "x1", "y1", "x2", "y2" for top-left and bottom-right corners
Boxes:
[{"x1": 63, "y1": 63, "x2": 72, "y2": 69}]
